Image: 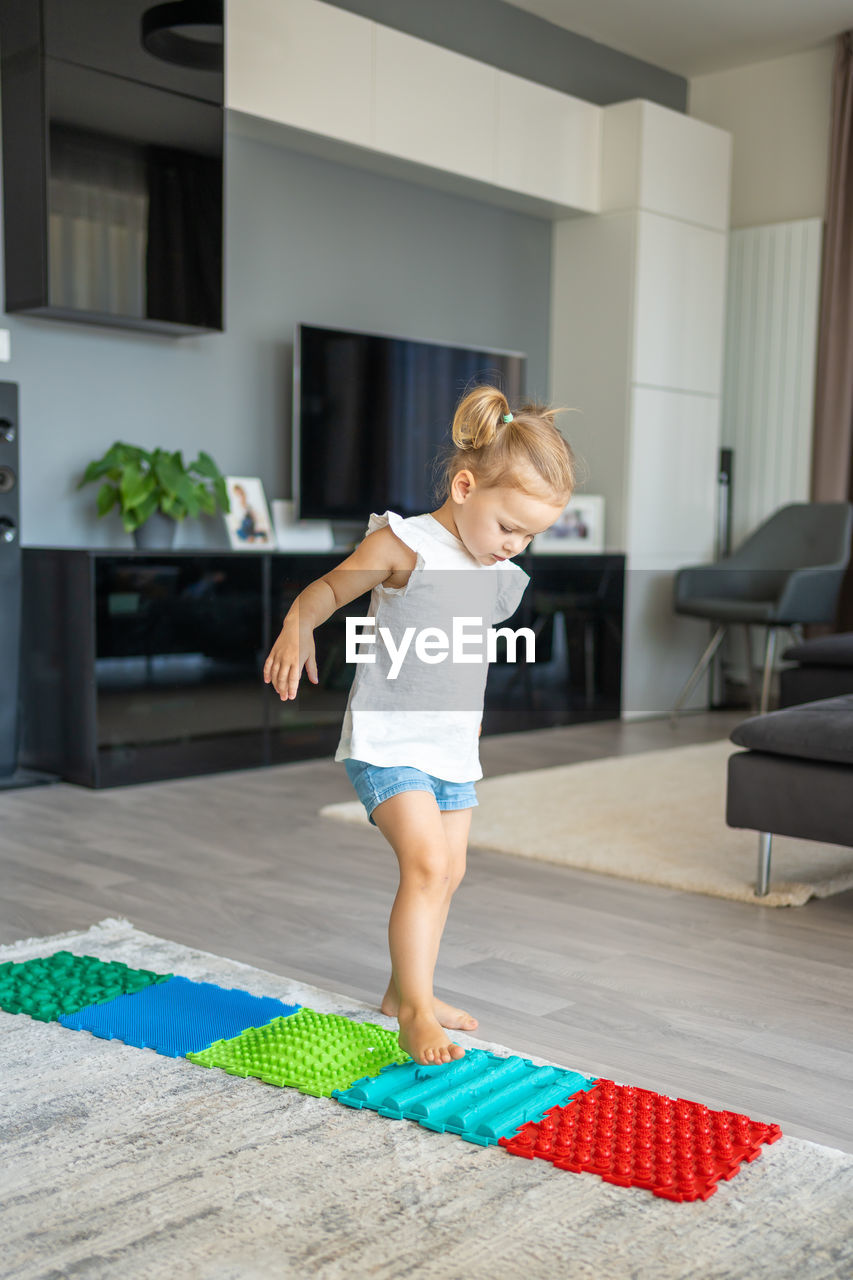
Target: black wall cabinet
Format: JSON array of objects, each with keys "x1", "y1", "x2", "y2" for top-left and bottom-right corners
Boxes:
[
  {"x1": 20, "y1": 549, "x2": 624, "y2": 788},
  {"x1": 0, "y1": 0, "x2": 223, "y2": 335}
]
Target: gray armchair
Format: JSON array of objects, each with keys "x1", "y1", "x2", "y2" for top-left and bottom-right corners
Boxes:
[{"x1": 671, "y1": 502, "x2": 853, "y2": 720}]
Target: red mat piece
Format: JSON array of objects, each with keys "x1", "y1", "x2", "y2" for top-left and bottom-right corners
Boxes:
[{"x1": 499, "y1": 1079, "x2": 782, "y2": 1202}]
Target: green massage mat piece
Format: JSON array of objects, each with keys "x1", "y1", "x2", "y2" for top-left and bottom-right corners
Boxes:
[
  {"x1": 0, "y1": 950, "x2": 172, "y2": 1021},
  {"x1": 186, "y1": 1006, "x2": 410, "y2": 1097}
]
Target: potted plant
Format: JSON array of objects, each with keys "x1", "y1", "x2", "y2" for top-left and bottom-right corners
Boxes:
[{"x1": 78, "y1": 442, "x2": 230, "y2": 548}]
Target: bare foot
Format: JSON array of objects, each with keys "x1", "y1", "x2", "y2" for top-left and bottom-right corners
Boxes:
[
  {"x1": 397, "y1": 1007, "x2": 466, "y2": 1066},
  {"x1": 381, "y1": 982, "x2": 478, "y2": 1032}
]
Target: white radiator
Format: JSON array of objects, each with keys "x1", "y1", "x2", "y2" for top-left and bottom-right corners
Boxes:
[{"x1": 721, "y1": 217, "x2": 823, "y2": 548}]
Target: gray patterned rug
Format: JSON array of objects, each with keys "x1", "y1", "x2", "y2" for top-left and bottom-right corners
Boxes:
[{"x1": 3, "y1": 918, "x2": 852, "y2": 1280}]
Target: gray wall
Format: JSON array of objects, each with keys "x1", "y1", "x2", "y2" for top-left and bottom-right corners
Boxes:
[
  {"x1": 327, "y1": 0, "x2": 687, "y2": 110},
  {"x1": 10, "y1": 129, "x2": 552, "y2": 549}
]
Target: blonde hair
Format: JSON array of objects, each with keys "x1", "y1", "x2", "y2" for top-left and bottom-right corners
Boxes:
[{"x1": 437, "y1": 384, "x2": 576, "y2": 503}]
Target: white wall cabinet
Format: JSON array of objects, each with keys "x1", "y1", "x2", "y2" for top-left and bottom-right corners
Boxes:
[
  {"x1": 226, "y1": 0, "x2": 600, "y2": 216},
  {"x1": 496, "y1": 72, "x2": 600, "y2": 210},
  {"x1": 625, "y1": 387, "x2": 721, "y2": 563},
  {"x1": 226, "y1": 0, "x2": 374, "y2": 147},
  {"x1": 372, "y1": 27, "x2": 498, "y2": 185},
  {"x1": 551, "y1": 101, "x2": 732, "y2": 717},
  {"x1": 632, "y1": 212, "x2": 728, "y2": 395},
  {"x1": 602, "y1": 99, "x2": 731, "y2": 230}
]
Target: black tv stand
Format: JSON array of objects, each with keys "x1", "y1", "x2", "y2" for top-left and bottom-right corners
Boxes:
[{"x1": 19, "y1": 548, "x2": 623, "y2": 788}]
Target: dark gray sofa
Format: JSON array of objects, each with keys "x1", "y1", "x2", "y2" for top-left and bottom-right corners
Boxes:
[
  {"x1": 726, "y1": 694, "x2": 853, "y2": 896},
  {"x1": 780, "y1": 632, "x2": 853, "y2": 707}
]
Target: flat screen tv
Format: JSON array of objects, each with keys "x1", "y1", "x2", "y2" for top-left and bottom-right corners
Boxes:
[{"x1": 293, "y1": 323, "x2": 526, "y2": 521}]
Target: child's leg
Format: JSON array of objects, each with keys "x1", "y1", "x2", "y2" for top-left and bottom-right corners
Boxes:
[
  {"x1": 371, "y1": 791, "x2": 468, "y2": 1065},
  {"x1": 380, "y1": 807, "x2": 478, "y2": 1032}
]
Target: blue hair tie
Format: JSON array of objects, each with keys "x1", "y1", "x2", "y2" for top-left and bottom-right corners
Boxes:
[{"x1": 502, "y1": 412, "x2": 513, "y2": 423}]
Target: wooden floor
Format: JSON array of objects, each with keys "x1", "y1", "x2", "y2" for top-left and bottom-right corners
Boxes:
[{"x1": 2, "y1": 710, "x2": 852, "y2": 1153}]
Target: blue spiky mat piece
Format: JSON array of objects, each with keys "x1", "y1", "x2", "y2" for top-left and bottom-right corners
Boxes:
[{"x1": 58, "y1": 976, "x2": 300, "y2": 1057}]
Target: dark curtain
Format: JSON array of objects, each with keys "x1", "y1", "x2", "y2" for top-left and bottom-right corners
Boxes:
[
  {"x1": 811, "y1": 32, "x2": 853, "y2": 628},
  {"x1": 146, "y1": 146, "x2": 222, "y2": 330}
]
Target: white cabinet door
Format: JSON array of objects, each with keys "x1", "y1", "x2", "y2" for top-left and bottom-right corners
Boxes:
[
  {"x1": 602, "y1": 101, "x2": 731, "y2": 232},
  {"x1": 626, "y1": 386, "x2": 720, "y2": 564},
  {"x1": 632, "y1": 212, "x2": 728, "y2": 396},
  {"x1": 226, "y1": 0, "x2": 373, "y2": 147},
  {"x1": 638, "y1": 102, "x2": 732, "y2": 232},
  {"x1": 372, "y1": 26, "x2": 498, "y2": 184},
  {"x1": 497, "y1": 72, "x2": 600, "y2": 211}
]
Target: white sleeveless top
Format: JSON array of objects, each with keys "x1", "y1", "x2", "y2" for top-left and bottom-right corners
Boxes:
[{"x1": 335, "y1": 511, "x2": 529, "y2": 782}]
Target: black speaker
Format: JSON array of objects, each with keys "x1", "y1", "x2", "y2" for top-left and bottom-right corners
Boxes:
[{"x1": 0, "y1": 381, "x2": 20, "y2": 776}]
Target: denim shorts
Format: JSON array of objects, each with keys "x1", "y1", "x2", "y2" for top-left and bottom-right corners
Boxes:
[{"x1": 344, "y1": 758, "x2": 479, "y2": 826}]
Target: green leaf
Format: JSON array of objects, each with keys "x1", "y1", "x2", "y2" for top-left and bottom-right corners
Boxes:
[
  {"x1": 120, "y1": 464, "x2": 155, "y2": 511},
  {"x1": 154, "y1": 453, "x2": 185, "y2": 497},
  {"x1": 79, "y1": 442, "x2": 154, "y2": 492},
  {"x1": 79, "y1": 445, "x2": 125, "y2": 488},
  {"x1": 78, "y1": 459, "x2": 108, "y2": 488},
  {"x1": 111, "y1": 443, "x2": 149, "y2": 471},
  {"x1": 191, "y1": 451, "x2": 223, "y2": 481},
  {"x1": 197, "y1": 487, "x2": 216, "y2": 516},
  {"x1": 134, "y1": 491, "x2": 160, "y2": 526},
  {"x1": 213, "y1": 477, "x2": 229, "y2": 513},
  {"x1": 162, "y1": 493, "x2": 190, "y2": 521},
  {"x1": 182, "y1": 485, "x2": 201, "y2": 519},
  {"x1": 177, "y1": 472, "x2": 198, "y2": 507},
  {"x1": 96, "y1": 483, "x2": 117, "y2": 517}
]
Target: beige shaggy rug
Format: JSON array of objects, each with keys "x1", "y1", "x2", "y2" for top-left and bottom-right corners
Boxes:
[
  {"x1": 3, "y1": 918, "x2": 853, "y2": 1280},
  {"x1": 321, "y1": 740, "x2": 853, "y2": 908}
]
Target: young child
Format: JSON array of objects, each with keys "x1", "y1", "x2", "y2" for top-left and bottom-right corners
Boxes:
[{"x1": 263, "y1": 385, "x2": 576, "y2": 1066}]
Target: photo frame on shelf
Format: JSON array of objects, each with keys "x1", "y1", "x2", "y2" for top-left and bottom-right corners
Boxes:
[
  {"x1": 271, "y1": 500, "x2": 335, "y2": 550},
  {"x1": 223, "y1": 477, "x2": 276, "y2": 550},
  {"x1": 531, "y1": 494, "x2": 605, "y2": 554}
]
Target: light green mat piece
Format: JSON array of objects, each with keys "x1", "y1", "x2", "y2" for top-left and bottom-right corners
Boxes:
[{"x1": 186, "y1": 1006, "x2": 410, "y2": 1097}]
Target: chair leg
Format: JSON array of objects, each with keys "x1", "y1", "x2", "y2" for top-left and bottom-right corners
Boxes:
[
  {"x1": 742, "y1": 624, "x2": 759, "y2": 712},
  {"x1": 670, "y1": 624, "x2": 727, "y2": 726},
  {"x1": 759, "y1": 627, "x2": 778, "y2": 715},
  {"x1": 756, "y1": 831, "x2": 773, "y2": 896}
]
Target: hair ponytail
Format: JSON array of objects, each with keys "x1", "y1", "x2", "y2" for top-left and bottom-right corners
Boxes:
[
  {"x1": 438, "y1": 383, "x2": 577, "y2": 503},
  {"x1": 451, "y1": 384, "x2": 509, "y2": 451}
]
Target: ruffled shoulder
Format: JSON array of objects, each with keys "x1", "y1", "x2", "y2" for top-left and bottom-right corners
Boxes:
[
  {"x1": 366, "y1": 511, "x2": 425, "y2": 595},
  {"x1": 366, "y1": 510, "x2": 425, "y2": 555}
]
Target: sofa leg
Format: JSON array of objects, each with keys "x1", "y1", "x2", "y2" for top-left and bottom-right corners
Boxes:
[{"x1": 756, "y1": 832, "x2": 773, "y2": 896}]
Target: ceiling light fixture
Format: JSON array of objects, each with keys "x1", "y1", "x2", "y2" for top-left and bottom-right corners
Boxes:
[{"x1": 141, "y1": 0, "x2": 224, "y2": 72}]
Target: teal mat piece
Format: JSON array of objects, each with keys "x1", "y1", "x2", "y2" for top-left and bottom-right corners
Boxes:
[{"x1": 334, "y1": 1048, "x2": 596, "y2": 1145}]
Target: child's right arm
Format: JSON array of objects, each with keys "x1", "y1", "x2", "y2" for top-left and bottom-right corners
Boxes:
[{"x1": 263, "y1": 524, "x2": 416, "y2": 701}]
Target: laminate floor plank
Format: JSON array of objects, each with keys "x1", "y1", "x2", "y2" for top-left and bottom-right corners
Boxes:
[{"x1": 1, "y1": 710, "x2": 852, "y2": 1151}]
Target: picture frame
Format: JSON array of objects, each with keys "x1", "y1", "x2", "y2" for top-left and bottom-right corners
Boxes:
[
  {"x1": 531, "y1": 494, "x2": 605, "y2": 554},
  {"x1": 223, "y1": 476, "x2": 276, "y2": 550},
  {"x1": 271, "y1": 500, "x2": 335, "y2": 550}
]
